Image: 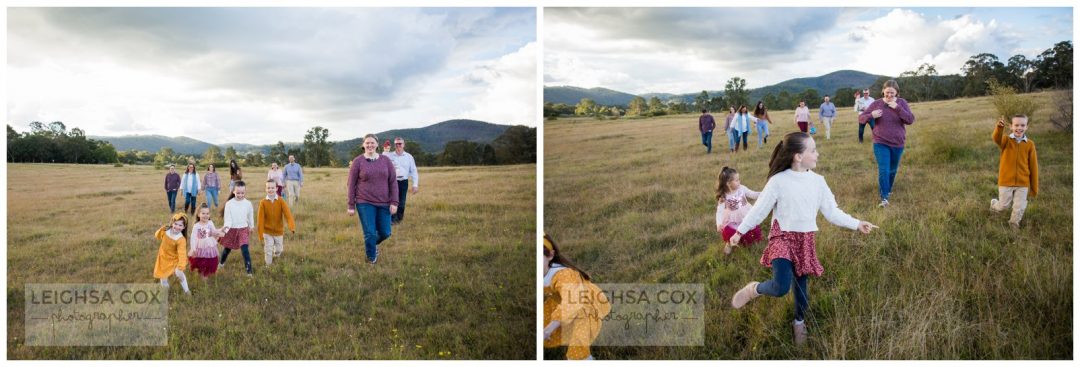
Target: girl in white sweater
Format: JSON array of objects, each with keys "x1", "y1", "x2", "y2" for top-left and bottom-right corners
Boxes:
[{"x1": 728, "y1": 132, "x2": 877, "y2": 346}]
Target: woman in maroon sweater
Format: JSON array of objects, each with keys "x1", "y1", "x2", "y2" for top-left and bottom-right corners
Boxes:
[{"x1": 346, "y1": 134, "x2": 399, "y2": 265}]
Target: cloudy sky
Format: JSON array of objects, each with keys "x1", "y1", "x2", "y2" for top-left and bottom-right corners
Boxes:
[
  {"x1": 545, "y1": 7, "x2": 1072, "y2": 94},
  {"x1": 8, "y1": 7, "x2": 536, "y2": 145}
]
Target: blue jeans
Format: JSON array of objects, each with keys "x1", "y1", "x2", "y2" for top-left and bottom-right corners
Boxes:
[
  {"x1": 183, "y1": 192, "x2": 198, "y2": 215},
  {"x1": 392, "y1": 180, "x2": 409, "y2": 223},
  {"x1": 701, "y1": 131, "x2": 713, "y2": 153},
  {"x1": 873, "y1": 143, "x2": 904, "y2": 200},
  {"x1": 755, "y1": 258, "x2": 809, "y2": 321},
  {"x1": 205, "y1": 188, "x2": 219, "y2": 208},
  {"x1": 756, "y1": 121, "x2": 769, "y2": 147},
  {"x1": 728, "y1": 129, "x2": 740, "y2": 151},
  {"x1": 166, "y1": 191, "x2": 178, "y2": 212},
  {"x1": 356, "y1": 203, "x2": 392, "y2": 261}
]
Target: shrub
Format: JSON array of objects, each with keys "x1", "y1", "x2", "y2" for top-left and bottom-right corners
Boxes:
[
  {"x1": 988, "y1": 80, "x2": 1038, "y2": 120},
  {"x1": 1050, "y1": 90, "x2": 1072, "y2": 132}
]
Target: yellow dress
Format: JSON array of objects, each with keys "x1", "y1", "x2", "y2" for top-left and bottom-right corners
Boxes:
[
  {"x1": 153, "y1": 226, "x2": 189, "y2": 279},
  {"x1": 543, "y1": 264, "x2": 610, "y2": 360}
]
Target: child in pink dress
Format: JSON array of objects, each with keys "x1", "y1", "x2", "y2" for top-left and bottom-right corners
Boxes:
[
  {"x1": 188, "y1": 204, "x2": 223, "y2": 279},
  {"x1": 716, "y1": 167, "x2": 763, "y2": 255}
]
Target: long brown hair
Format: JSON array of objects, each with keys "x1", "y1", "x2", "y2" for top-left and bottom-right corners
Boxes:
[
  {"x1": 767, "y1": 132, "x2": 811, "y2": 181},
  {"x1": 715, "y1": 166, "x2": 738, "y2": 201},
  {"x1": 543, "y1": 233, "x2": 591, "y2": 281}
]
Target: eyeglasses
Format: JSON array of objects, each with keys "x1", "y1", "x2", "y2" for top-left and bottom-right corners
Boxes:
[{"x1": 395, "y1": 143, "x2": 404, "y2": 146}]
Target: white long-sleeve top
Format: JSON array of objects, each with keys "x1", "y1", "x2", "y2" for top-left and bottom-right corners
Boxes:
[
  {"x1": 729, "y1": 113, "x2": 757, "y2": 133},
  {"x1": 736, "y1": 169, "x2": 861, "y2": 234},
  {"x1": 223, "y1": 198, "x2": 255, "y2": 229}
]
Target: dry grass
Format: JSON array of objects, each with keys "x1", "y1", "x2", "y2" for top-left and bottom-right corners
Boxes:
[
  {"x1": 7, "y1": 163, "x2": 536, "y2": 359},
  {"x1": 544, "y1": 92, "x2": 1071, "y2": 359}
]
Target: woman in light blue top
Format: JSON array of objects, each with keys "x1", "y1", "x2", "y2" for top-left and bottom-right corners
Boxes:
[
  {"x1": 179, "y1": 163, "x2": 201, "y2": 215},
  {"x1": 729, "y1": 105, "x2": 757, "y2": 153}
]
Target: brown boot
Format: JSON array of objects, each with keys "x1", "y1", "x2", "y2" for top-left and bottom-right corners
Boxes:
[
  {"x1": 731, "y1": 281, "x2": 760, "y2": 309},
  {"x1": 793, "y1": 321, "x2": 807, "y2": 346}
]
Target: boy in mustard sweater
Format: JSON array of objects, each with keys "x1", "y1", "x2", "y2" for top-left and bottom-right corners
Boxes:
[
  {"x1": 258, "y1": 180, "x2": 297, "y2": 265},
  {"x1": 990, "y1": 114, "x2": 1039, "y2": 229}
]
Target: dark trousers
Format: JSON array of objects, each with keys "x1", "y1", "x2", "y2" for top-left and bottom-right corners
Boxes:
[
  {"x1": 755, "y1": 258, "x2": 809, "y2": 321},
  {"x1": 859, "y1": 118, "x2": 875, "y2": 142},
  {"x1": 183, "y1": 192, "x2": 197, "y2": 215},
  {"x1": 701, "y1": 131, "x2": 713, "y2": 153},
  {"x1": 392, "y1": 180, "x2": 409, "y2": 223},
  {"x1": 220, "y1": 244, "x2": 252, "y2": 273},
  {"x1": 167, "y1": 191, "x2": 178, "y2": 212}
]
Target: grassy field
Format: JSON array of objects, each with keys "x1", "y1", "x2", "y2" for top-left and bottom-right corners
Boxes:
[
  {"x1": 7, "y1": 163, "x2": 536, "y2": 359},
  {"x1": 543, "y1": 91, "x2": 1071, "y2": 359}
]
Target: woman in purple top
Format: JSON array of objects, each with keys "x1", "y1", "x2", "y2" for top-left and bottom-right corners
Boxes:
[
  {"x1": 164, "y1": 164, "x2": 181, "y2": 213},
  {"x1": 858, "y1": 79, "x2": 916, "y2": 208},
  {"x1": 202, "y1": 164, "x2": 222, "y2": 210},
  {"x1": 346, "y1": 134, "x2": 399, "y2": 265}
]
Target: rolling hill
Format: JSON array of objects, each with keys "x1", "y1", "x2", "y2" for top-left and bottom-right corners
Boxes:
[
  {"x1": 93, "y1": 119, "x2": 513, "y2": 160},
  {"x1": 544, "y1": 70, "x2": 887, "y2": 106}
]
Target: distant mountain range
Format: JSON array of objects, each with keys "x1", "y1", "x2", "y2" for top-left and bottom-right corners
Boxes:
[
  {"x1": 92, "y1": 119, "x2": 512, "y2": 161},
  {"x1": 544, "y1": 70, "x2": 886, "y2": 106}
]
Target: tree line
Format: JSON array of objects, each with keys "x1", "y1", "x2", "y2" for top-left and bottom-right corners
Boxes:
[
  {"x1": 7, "y1": 122, "x2": 118, "y2": 164},
  {"x1": 9, "y1": 123, "x2": 536, "y2": 168},
  {"x1": 548, "y1": 40, "x2": 1072, "y2": 119}
]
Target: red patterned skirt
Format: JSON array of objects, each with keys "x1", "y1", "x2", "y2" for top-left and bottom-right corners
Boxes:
[
  {"x1": 721, "y1": 223, "x2": 763, "y2": 246},
  {"x1": 759, "y1": 219, "x2": 823, "y2": 277},
  {"x1": 220, "y1": 227, "x2": 250, "y2": 250},
  {"x1": 188, "y1": 256, "x2": 219, "y2": 277}
]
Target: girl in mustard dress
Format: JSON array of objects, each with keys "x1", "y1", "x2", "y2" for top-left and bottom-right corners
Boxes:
[
  {"x1": 543, "y1": 233, "x2": 610, "y2": 360},
  {"x1": 154, "y1": 212, "x2": 191, "y2": 294}
]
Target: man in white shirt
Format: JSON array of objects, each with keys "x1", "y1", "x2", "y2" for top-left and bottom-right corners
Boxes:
[
  {"x1": 855, "y1": 89, "x2": 876, "y2": 143},
  {"x1": 384, "y1": 137, "x2": 420, "y2": 225}
]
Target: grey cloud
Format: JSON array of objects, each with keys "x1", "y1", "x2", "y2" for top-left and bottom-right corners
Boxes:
[
  {"x1": 548, "y1": 7, "x2": 841, "y2": 60},
  {"x1": 9, "y1": 7, "x2": 534, "y2": 121}
]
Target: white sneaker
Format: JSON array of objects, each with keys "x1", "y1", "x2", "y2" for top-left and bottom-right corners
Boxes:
[
  {"x1": 878, "y1": 199, "x2": 889, "y2": 208},
  {"x1": 990, "y1": 198, "x2": 1001, "y2": 212}
]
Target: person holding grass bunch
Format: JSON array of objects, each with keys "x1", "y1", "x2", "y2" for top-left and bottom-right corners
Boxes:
[{"x1": 990, "y1": 114, "x2": 1038, "y2": 229}]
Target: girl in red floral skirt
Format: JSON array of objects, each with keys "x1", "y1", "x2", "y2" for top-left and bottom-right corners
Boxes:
[
  {"x1": 715, "y1": 166, "x2": 763, "y2": 255},
  {"x1": 728, "y1": 132, "x2": 878, "y2": 346}
]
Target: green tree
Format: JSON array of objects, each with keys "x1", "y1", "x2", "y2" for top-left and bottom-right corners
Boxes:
[
  {"x1": 647, "y1": 96, "x2": 665, "y2": 116},
  {"x1": 574, "y1": 98, "x2": 597, "y2": 116},
  {"x1": 154, "y1": 147, "x2": 176, "y2": 169},
  {"x1": 303, "y1": 126, "x2": 332, "y2": 167},
  {"x1": 1035, "y1": 40, "x2": 1072, "y2": 90},
  {"x1": 203, "y1": 145, "x2": 223, "y2": 165},
  {"x1": 1006, "y1": 55, "x2": 1037, "y2": 93},
  {"x1": 695, "y1": 90, "x2": 710, "y2": 111},
  {"x1": 797, "y1": 88, "x2": 820, "y2": 106},
  {"x1": 224, "y1": 146, "x2": 239, "y2": 162},
  {"x1": 724, "y1": 77, "x2": 749, "y2": 109},
  {"x1": 762, "y1": 94, "x2": 779, "y2": 111},
  {"x1": 269, "y1": 141, "x2": 287, "y2": 166},
  {"x1": 627, "y1": 96, "x2": 648, "y2": 116},
  {"x1": 962, "y1": 53, "x2": 1006, "y2": 96}
]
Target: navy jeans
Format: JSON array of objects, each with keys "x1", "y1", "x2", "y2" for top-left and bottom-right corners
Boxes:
[
  {"x1": 220, "y1": 244, "x2": 252, "y2": 273},
  {"x1": 858, "y1": 118, "x2": 875, "y2": 142},
  {"x1": 356, "y1": 203, "x2": 392, "y2": 261},
  {"x1": 701, "y1": 131, "x2": 713, "y2": 153},
  {"x1": 183, "y1": 192, "x2": 198, "y2": 215},
  {"x1": 392, "y1": 180, "x2": 409, "y2": 223},
  {"x1": 167, "y1": 190, "x2": 178, "y2": 212},
  {"x1": 755, "y1": 258, "x2": 809, "y2": 321},
  {"x1": 873, "y1": 143, "x2": 905, "y2": 200}
]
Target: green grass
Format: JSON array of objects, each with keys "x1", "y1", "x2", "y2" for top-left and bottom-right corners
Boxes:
[
  {"x1": 544, "y1": 92, "x2": 1071, "y2": 359},
  {"x1": 7, "y1": 163, "x2": 536, "y2": 359}
]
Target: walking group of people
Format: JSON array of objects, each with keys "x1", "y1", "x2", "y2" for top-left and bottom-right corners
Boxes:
[
  {"x1": 712, "y1": 79, "x2": 1038, "y2": 346},
  {"x1": 154, "y1": 136, "x2": 421, "y2": 294},
  {"x1": 544, "y1": 79, "x2": 1042, "y2": 358}
]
